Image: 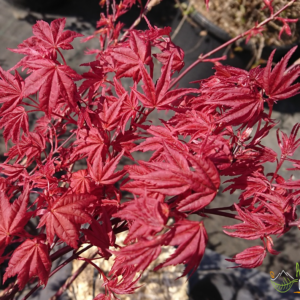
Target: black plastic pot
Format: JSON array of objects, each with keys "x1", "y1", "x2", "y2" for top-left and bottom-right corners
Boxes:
[
  {"x1": 191, "y1": 8, "x2": 300, "y2": 62},
  {"x1": 172, "y1": 7, "x2": 300, "y2": 112},
  {"x1": 171, "y1": 9, "x2": 253, "y2": 89},
  {"x1": 191, "y1": 10, "x2": 231, "y2": 42}
]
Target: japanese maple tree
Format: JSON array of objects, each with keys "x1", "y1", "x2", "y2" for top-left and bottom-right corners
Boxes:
[{"x1": 0, "y1": 0, "x2": 300, "y2": 299}]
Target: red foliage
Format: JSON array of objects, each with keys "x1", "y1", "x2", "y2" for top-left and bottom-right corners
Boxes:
[
  {"x1": 0, "y1": 1, "x2": 299, "y2": 299},
  {"x1": 3, "y1": 238, "x2": 51, "y2": 289},
  {"x1": 226, "y1": 246, "x2": 267, "y2": 269}
]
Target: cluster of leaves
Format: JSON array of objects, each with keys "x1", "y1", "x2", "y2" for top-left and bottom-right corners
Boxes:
[{"x1": 0, "y1": 0, "x2": 300, "y2": 299}]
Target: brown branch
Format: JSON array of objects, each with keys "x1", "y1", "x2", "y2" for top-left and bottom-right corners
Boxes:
[{"x1": 50, "y1": 249, "x2": 98, "y2": 300}]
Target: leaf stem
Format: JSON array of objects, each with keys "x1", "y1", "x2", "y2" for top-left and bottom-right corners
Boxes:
[
  {"x1": 270, "y1": 156, "x2": 285, "y2": 183},
  {"x1": 57, "y1": 48, "x2": 67, "y2": 65},
  {"x1": 21, "y1": 102, "x2": 39, "y2": 109},
  {"x1": 52, "y1": 131, "x2": 76, "y2": 156},
  {"x1": 51, "y1": 111, "x2": 77, "y2": 125},
  {"x1": 201, "y1": 208, "x2": 242, "y2": 220},
  {"x1": 50, "y1": 245, "x2": 73, "y2": 262},
  {"x1": 119, "y1": 0, "x2": 154, "y2": 42},
  {"x1": 50, "y1": 250, "x2": 98, "y2": 300},
  {"x1": 28, "y1": 96, "x2": 39, "y2": 107}
]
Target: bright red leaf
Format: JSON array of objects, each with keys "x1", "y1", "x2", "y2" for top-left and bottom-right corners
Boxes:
[
  {"x1": 0, "y1": 106, "x2": 29, "y2": 145},
  {"x1": 263, "y1": 46, "x2": 300, "y2": 101},
  {"x1": 3, "y1": 238, "x2": 51, "y2": 289},
  {"x1": 24, "y1": 59, "x2": 82, "y2": 116},
  {"x1": 155, "y1": 220, "x2": 208, "y2": 277},
  {"x1": 110, "y1": 31, "x2": 153, "y2": 82},
  {"x1": 71, "y1": 128, "x2": 107, "y2": 163},
  {"x1": 0, "y1": 68, "x2": 24, "y2": 115},
  {"x1": 0, "y1": 189, "x2": 30, "y2": 256},
  {"x1": 132, "y1": 57, "x2": 196, "y2": 109},
  {"x1": 226, "y1": 246, "x2": 266, "y2": 268},
  {"x1": 37, "y1": 194, "x2": 97, "y2": 248},
  {"x1": 88, "y1": 150, "x2": 126, "y2": 185},
  {"x1": 18, "y1": 18, "x2": 83, "y2": 58}
]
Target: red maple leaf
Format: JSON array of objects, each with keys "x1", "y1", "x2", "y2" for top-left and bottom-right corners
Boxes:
[
  {"x1": 226, "y1": 246, "x2": 266, "y2": 268},
  {"x1": 88, "y1": 150, "x2": 126, "y2": 185},
  {"x1": 114, "y1": 192, "x2": 169, "y2": 243},
  {"x1": 223, "y1": 204, "x2": 268, "y2": 240},
  {"x1": 154, "y1": 40, "x2": 185, "y2": 72},
  {"x1": 17, "y1": 18, "x2": 83, "y2": 58},
  {"x1": 132, "y1": 125, "x2": 189, "y2": 162},
  {"x1": 0, "y1": 163, "x2": 28, "y2": 182},
  {"x1": 110, "y1": 235, "x2": 163, "y2": 275},
  {"x1": 205, "y1": 90, "x2": 264, "y2": 127},
  {"x1": 79, "y1": 60, "x2": 106, "y2": 95},
  {"x1": 5, "y1": 132, "x2": 46, "y2": 167},
  {"x1": 0, "y1": 68, "x2": 24, "y2": 115},
  {"x1": 154, "y1": 219, "x2": 208, "y2": 277},
  {"x1": 125, "y1": 145, "x2": 220, "y2": 212},
  {"x1": 0, "y1": 106, "x2": 29, "y2": 145},
  {"x1": 0, "y1": 189, "x2": 30, "y2": 256},
  {"x1": 98, "y1": 99, "x2": 122, "y2": 131},
  {"x1": 70, "y1": 169, "x2": 94, "y2": 194},
  {"x1": 110, "y1": 31, "x2": 153, "y2": 82},
  {"x1": 102, "y1": 273, "x2": 141, "y2": 297},
  {"x1": 3, "y1": 238, "x2": 51, "y2": 289},
  {"x1": 224, "y1": 170, "x2": 270, "y2": 201},
  {"x1": 82, "y1": 210, "x2": 115, "y2": 259},
  {"x1": 37, "y1": 194, "x2": 97, "y2": 248},
  {"x1": 113, "y1": 78, "x2": 139, "y2": 134},
  {"x1": 132, "y1": 57, "x2": 196, "y2": 108},
  {"x1": 277, "y1": 123, "x2": 300, "y2": 157},
  {"x1": 71, "y1": 128, "x2": 108, "y2": 163},
  {"x1": 262, "y1": 46, "x2": 300, "y2": 101},
  {"x1": 24, "y1": 58, "x2": 82, "y2": 116},
  {"x1": 30, "y1": 159, "x2": 58, "y2": 190}
]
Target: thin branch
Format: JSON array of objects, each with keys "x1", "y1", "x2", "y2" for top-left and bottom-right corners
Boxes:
[
  {"x1": 50, "y1": 245, "x2": 73, "y2": 262},
  {"x1": 50, "y1": 249, "x2": 98, "y2": 300},
  {"x1": 201, "y1": 208, "x2": 242, "y2": 220},
  {"x1": 169, "y1": 0, "x2": 297, "y2": 89},
  {"x1": 52, "y1": 132, "x2": 76, "y2": 156},
  {"x1": 28, "y1": 96, "x2": 39, "y2": 107},
  {"x1": 174, "y1": 0, "x2": 199, "y2": 29},
  {"x1": 51, "y1": 111, "x2": 77, "y2": 125},
  {"x1": 57, "y1": 48, "x2": 67, "y2": 66},
  {"x1": 22, "y1": 245, "x2": 93, "y2": 300},
  {"x1": 119, "y1": 0, "x2": 160, "y2": 42},
  {"x1": 171, "y1": 1, "x2": 193, "y2": 41}
]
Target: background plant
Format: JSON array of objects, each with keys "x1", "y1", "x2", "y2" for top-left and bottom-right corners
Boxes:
[{"x1": 0, "y1": 0, "x2": 299, "y2": 299}]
